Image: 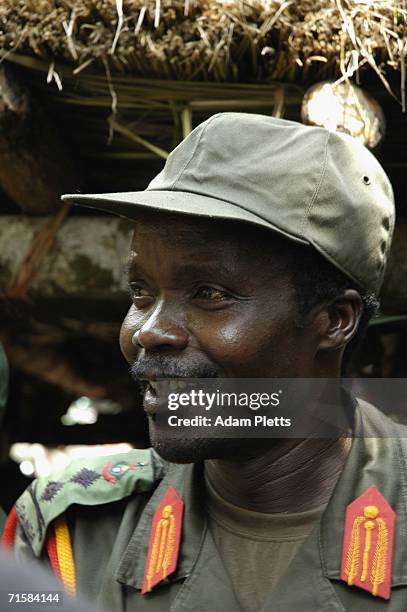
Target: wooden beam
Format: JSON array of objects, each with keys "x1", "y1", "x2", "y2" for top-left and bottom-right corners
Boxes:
[
  {"x1": 0, "y1": 65, "x2": 83, "y2": 214},
  {"x1": 0, "y1": 216, "x2": 133, "y2": 300},
  {"x1": 4, "y1": 343, "x2": 106, "y2": 398}
]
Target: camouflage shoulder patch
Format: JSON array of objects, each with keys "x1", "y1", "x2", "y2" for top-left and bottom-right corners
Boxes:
[{"x1": 15, "y1": 448, "x2": 164, "y2": 557}]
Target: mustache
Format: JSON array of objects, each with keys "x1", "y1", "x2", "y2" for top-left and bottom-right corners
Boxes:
[{"x1": 131, "y1": 354, "x2": 221, "y2": 381}]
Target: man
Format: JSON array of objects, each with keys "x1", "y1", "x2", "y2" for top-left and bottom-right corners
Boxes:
[{"x1": 6, "y1": 114, "x2": 406, "y2": 610}]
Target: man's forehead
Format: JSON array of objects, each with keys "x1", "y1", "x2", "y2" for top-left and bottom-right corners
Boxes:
[
  {"x1": 128, "y1": 217, "x2": 243, "y2": 273},
  {"x1": 126, "y1": 212, "x2": 296, "y2": 283},
  {"x1": 128, "y1": 210, "x2": 291, "y2": 253},
  {"x1": 131, "y1": 211, "x2": 245, "y2": 242},
  {"x1": 129, "y1": 214, "x2": 261, "y2": 269}
]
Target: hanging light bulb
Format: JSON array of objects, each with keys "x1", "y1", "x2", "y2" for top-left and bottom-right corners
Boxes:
[{"x1": 301, "y1": 81, "x2": 385, "y2": 149}]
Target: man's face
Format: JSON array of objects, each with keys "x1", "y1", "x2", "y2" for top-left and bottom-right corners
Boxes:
[{"x1": 120, "y1": 213, "x2": 320, "y2": 462}]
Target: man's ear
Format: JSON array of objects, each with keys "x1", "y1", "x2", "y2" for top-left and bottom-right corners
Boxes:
[{"x1": 316, "y1": 289, "x2": 363, "y2": 352}]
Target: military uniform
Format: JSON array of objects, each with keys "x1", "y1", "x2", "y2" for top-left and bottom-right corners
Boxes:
[
  {"x1": 8, "y1": 115, "x2": 401, "y2": 610},
  {"x1": 8, "y1": 400, "x2": 407, "y2": 611}
]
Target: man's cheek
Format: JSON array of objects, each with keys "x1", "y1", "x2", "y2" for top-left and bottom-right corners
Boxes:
[
  {"x1": 192, "y1": 323, "x2": 253, "y2": 373},
  {"x1": 199, "y1": 320, "x2": 295, "y2": 377}
]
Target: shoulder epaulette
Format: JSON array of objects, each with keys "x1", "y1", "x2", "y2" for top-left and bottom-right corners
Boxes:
[{"x1": 15, "y1": 448, "x2": 164, "y2": 556}]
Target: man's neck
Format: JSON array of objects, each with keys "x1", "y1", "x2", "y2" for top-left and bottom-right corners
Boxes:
[{"x1": 204, "y1": 437, "x2": 352, "y2": 514}]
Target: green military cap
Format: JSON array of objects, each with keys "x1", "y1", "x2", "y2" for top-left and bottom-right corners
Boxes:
[{"x1": 63, "y1": 113, "x2": 395, "y2": 293}]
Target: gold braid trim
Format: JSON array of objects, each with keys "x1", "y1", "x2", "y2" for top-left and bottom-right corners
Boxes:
[
  {"x1": 371, "y1": 517, "x2": 388, "y2": 596},
  {"x1": 146, "y1": 520, "x2": 162, "y2": 592},
  {"x1": 345, "y1": 516, "x2": 364, "y2": 585},
  {"x1": 146, "y1": 504, "x2": 174, "y2": 592},
  {"x1": 162, "y1": 514, "x2": 176, "y2": 580},
  {"x1": 361, "y1": 520, "x2": 376, "y2": 582},
  {"x1": 155, "y1": 518, "x2": 169, "y2": 573}
]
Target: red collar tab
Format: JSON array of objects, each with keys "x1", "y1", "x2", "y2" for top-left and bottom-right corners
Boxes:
[
  {"x1": 142, "y1": 487, "x2": 184, "y2": 594},
  {"x1": 341, "y1": 485, "x2": 396, "y2": 600}
]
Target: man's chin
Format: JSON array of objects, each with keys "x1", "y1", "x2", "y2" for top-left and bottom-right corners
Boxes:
[
  {"x1": 149, "y1": 429, "x2": 222, "y2": 463},
  {"x1": 148, "y1": 422, "x2": 271, "y2": 463}
]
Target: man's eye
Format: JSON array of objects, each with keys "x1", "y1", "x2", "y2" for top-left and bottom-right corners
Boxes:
[{"x1": 194, "y1": 286, "x2": 230, "y2": 301}]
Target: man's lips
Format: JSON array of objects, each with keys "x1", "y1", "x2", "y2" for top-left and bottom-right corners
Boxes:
[
  {"x1": 142, "y1": 382, "x2": 159, "y2": 417},
  {"x1": 138, "y1": 376, "x2": 187, "y2": 391},
  {"x1": 138, "y1": 377, "x2": 187, "y2": 416},
  {"x1": 138, "y1": 378, "x2": 159, "y2": 393}
]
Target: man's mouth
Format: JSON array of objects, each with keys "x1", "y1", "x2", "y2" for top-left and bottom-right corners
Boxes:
[
  {"x1": 133, "y1": 359, "x2": 222, "y2": 418},
  {"x1": 142, "y1": 381, "x2": 158, "y2": 417},
  {"x1": 138, "y1": 378, "x2": 186, "y2": 417},
  {"x1": 139, "y1": 376, "x2": 187, "y2": 390},
  {"x1": 139, "y1": 379, "x2": 159, "y2": 393}
]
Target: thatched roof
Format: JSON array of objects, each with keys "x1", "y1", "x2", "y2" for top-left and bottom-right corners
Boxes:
[
  {"x1": 0, "y1": 1, "x2": 406, "y2": 104},
  {"x1": 0, "y1": 1, "x2": 405, "y2": 205}
]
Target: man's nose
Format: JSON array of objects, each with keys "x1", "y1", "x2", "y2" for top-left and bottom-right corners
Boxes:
[{"x1": 133, "y1": 304, "x2": 189, "y2": 352}]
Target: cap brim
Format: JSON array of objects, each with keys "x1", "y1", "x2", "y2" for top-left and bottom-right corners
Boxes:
[{"x1": 62, "y1": 190, "x2": 309, "y2": 246}]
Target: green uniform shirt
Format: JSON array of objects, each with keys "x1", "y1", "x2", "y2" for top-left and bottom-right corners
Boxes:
[
  {"x1": 204, "y1": 471, "x2": 325, "y2": 611},
  {"x1": 12, "y1": 400, "x2": 407, "y2": 611}
]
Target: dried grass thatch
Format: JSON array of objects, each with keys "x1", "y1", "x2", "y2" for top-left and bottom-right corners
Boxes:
[
  {"x1": 0, "y1": 1, "x2": 406, "y2": 101},
  {"x1": 0, "y1": 0, "x2": 406, "y2": 199}
]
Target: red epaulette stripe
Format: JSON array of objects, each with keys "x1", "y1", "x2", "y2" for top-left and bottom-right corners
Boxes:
[
  {"x1": 46, "y1": 527, "x2": 62, "y2": 580},
  {"x1": 2, "y1": 505, "x2": 18, "y2": 550}
]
